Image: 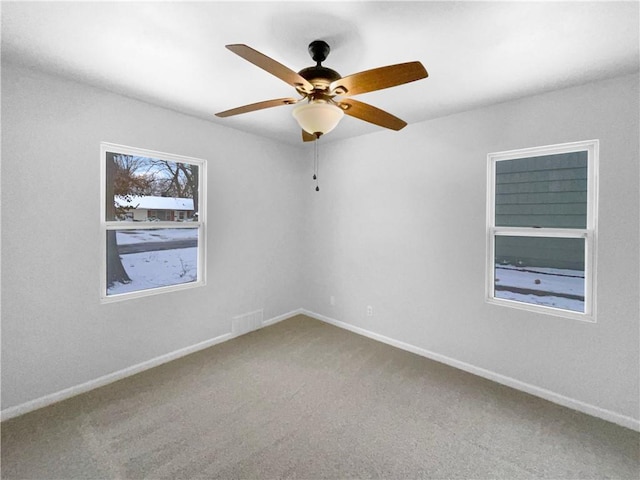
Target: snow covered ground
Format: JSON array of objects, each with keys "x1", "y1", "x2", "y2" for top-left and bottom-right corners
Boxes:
[
  {"x1": 495, "y1": 265, "x2": 584, "y2": 312},
  {"x1": 108, "y1": 229, "x2": 198, "y2": 296},
  {"x1": 115, "y1": 228, "x2": 198, "y2": 245},
  {"x1": 495, "y1": 290, "x2": 583, "y2": 312}
]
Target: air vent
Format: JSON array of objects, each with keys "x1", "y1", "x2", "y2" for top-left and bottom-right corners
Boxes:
[{"x1": 232, "y1": 309, "x2": 264, "y2": 336}]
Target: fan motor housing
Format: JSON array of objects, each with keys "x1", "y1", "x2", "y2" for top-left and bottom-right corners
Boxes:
[{"x1": 298, "y1": 66, "x2": 341, "y2": 90}]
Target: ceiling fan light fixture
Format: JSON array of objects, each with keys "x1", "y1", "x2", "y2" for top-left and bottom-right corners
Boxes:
[{"x1": 292, "y1": 101, "x2": 344, "y2": 137}]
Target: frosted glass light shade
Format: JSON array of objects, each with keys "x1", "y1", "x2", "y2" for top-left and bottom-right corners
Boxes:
[{"x1": 292, "y1": 102, "x2": 344, "y2": 136}]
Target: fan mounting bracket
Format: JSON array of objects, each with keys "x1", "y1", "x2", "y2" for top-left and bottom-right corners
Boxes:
[{"x1": 308, "y1": 40, "x2": 330, "y2": 65}]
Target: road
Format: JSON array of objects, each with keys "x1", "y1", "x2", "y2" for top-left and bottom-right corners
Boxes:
[{"x1": 117, "y1": 239, "x2": 197, "y2": 254}]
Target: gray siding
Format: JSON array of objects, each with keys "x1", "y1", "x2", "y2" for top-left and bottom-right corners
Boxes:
[
  {"x1": 495, "y1": 236, "x2": 585, "y2": 271},
  {"x1": 495, "y1": 151, "x2": 588, "y2": 228},
  {"x1": 494, "y1": 151, "x2": 588, "y2": 271}
]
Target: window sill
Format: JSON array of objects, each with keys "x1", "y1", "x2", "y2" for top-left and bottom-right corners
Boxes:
[
  {"x1": 486, "y1": 296, "x2": 596, "y2": 323},
  {"x1": 100, "y1": 279, "x2": 206, "y2": 304}
]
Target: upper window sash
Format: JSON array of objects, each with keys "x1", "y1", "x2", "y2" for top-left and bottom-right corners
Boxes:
[
  {"x1": 487, "y1": 140, "x2": 598, "y2": 232},
  {"x1": 100, "y1": 142, "x2": 206, "y2": 226}
]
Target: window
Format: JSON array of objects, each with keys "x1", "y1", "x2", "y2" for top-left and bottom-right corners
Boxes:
[
  {"x1": 486, "y1": 140, "x2": 598, "y2": 320},
  {"x1": 100, "y1": 143, "x2": 206, "y2": 302}
]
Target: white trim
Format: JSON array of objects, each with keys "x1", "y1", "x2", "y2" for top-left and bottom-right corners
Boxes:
[
  {"x1": 3, "y1": 308, "x2": 636, "y2": 431},
  {"x1": 488, "y1": 139, "x2": 599, "y2": 162},
  {"x1": 105, "y1": 222, "x2": 199, "y2": 231},
  {"x1": 101, "y1": 277, "x2": 205, "y2": 304},
  {"x1": 485, "y1": 139, "x2": 598, "y2": 321},
  {"x1": 1, "y1": 332, "x2": 230, "y2": 421},
  {"x1": 0, "y1": 309, "x2": 302, "y2": 422},
  {"x1": 586, "y1": 140, "x2": 599, "y2": 321},
  {"x1": 100, "y1": 142, "x2": 206, "y2": 166},
  {"x1": 486, "y1": 296, "x2": 594, "y2": 322},
  {"x1": 99, "y1": 142, "x2": 207, "y2": 303},
  {"x1": 493, "y1": 227, "x2": 588, "y2": 238},
  {"x1": 302, "y1": 309, "x2": 640, "y2": 432}
]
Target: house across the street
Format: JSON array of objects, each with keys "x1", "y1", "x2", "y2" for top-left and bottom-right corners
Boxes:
[{"x1": 115, "y1": 195, "x2": 195, "y2": 221}]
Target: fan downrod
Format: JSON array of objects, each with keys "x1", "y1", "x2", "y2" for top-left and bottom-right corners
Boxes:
[{"x1": 308, "y1": 40, "x2": 330, "y2": 66}]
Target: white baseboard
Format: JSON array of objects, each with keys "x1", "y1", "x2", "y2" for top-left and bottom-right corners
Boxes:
[
  {"x1": 4, "y1": 308, "x2": 638, "y2": 432},
  {"x1": 302, "y1": 309, "x2": 640, "y2": 432},
  {"x1": 1, "y1": 309, "x2": 302, "y2": 422}
]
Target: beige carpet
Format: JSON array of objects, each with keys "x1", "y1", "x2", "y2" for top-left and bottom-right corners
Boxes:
[{"x1": 2, "y1": 315, "x2": 639, "y2": 479}]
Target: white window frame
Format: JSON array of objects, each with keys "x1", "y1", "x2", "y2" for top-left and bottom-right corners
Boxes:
[
  {"x1": 100, "y1": 142, "x2": 207, "y2": 303},
  {"x1": 486, "y1": 140, "x2": 598, "y2": 322}
]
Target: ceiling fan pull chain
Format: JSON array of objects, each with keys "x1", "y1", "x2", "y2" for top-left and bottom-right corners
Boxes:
[
  {"x1": 314, "y1": 137, "x2": 320, "y2": 191},
  {"x1": 313, "y1": 136, "x2": 317, "y2": 180}
]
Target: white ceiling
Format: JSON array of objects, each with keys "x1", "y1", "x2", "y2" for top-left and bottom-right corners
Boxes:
[{"x1": 2, "y1": 1, "x2": 638, "y2": 146}]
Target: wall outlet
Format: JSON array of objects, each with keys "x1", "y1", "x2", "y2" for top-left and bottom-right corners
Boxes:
[
  {"x1": 367, "y1": 305, "x2": 373, "y2": 316},
  {"x1": 330, "y1": 295, "x2": 335, "y2": 306}
]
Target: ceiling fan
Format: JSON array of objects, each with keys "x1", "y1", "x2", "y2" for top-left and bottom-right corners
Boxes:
[{"x1": 215, "y1": 40, "x2": 428, "y2": 141}]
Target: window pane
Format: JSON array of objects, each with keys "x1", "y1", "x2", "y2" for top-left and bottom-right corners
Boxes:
[
  {"x1": 106, "y1": 228, "x2": 198, "y2": 296},
  {"x1": 495, "y1": 151, "x2": 587, "y2": 228},
  {"x1": 494, "y1": 236, "x2": 585, "y2": 312},
  {"x1": 105, "y1": 152, "x2": 199, "y2": 222}
]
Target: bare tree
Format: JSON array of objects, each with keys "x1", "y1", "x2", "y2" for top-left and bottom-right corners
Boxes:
[
  {"x1": 112, "y1": 155, "x2": 156, "y2": 216},
  {"x1": 105, "y1": 154, "x2": 155, "y2": 287},
  {"x1": 151, "y1": 161, "x2": 199, "y2": 218},
  {"x1": 106, "y1": 152, "x2": 130, "y2": 287}
]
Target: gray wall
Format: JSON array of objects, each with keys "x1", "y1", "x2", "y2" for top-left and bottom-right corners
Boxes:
[
  {"x1": 1, "y1": 63, "x2": 307, "y2": 409},
  {"x1": 2, "y1": 62, "x2": 638, "y2": 426},
  {"x1": 302, "y1": 73, "x2": 640, "y2": 421}
]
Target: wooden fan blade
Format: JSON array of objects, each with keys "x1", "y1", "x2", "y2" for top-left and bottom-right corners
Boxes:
[
  {"x1": 338, "y1": 99, "x2": 407, "y2": 131},
  {"x1": 215, "y1": 98, "x2": 299, "y2": 118},
  {"x1": 302, "y1": 130, "x2": 316, "y2": 142},
  {"x1": 226, "y1": 44, "x2": 314, "y2": 92},
  {"x1": 330, "y1": 61, "x2": 427, "y2": 97}
]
